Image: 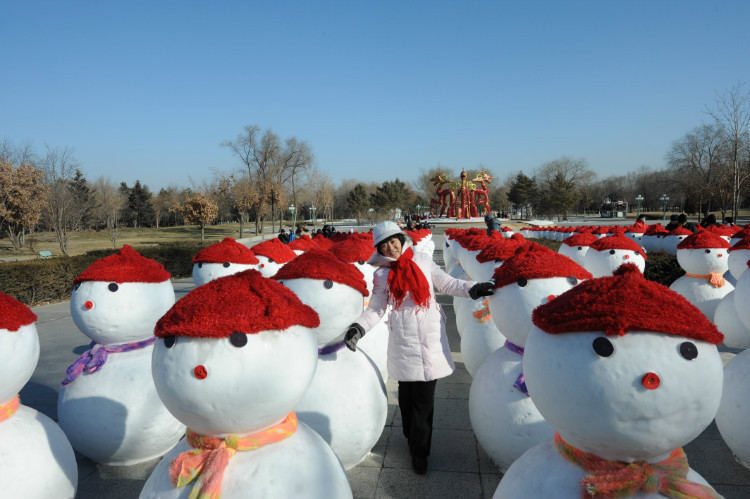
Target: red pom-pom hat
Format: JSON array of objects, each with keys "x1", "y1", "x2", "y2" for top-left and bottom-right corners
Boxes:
[
  {"x1": 644, "y1": 224, "x2": 669, "y2": 236},
  {"x1": 74, "y1": 245, "x2": 171, "y2": 285},
  {"x1": 625, "y1": 225, "x2": 646, "y2": 234},
  {"x1": 532, "y1": 264, "x2": 723, "y2": 344},
  {"x1": 592, "y1": 226, "x2": 610, "y2": 235},
  {"x1": 589, "y1": 234, "x2": 647, "y2": 260},
  {"x1": 251, "y1": 238, "x2": 297, "y2": 263},
  {"x1": 0, "y1": 292, "x2": 37, "y2": 332},
  {"x1": 273, "y1": 248, "x2": 369, "y2": 297},
  {"x1": 192, "y1": 237, "x2": 259, "y2": 265},
  {"x1": 729, "y1": 234, "x2": 750, "y2": 252},
  {"x1": 491, "y1": 243, "x2": 593, "y2": 289},
  {"x1": 476, "y1": 234, "x2": 528, "y2": 263},
  {"x1": 668, "y1": 226, "x2": 694, "y2": 236},
  {"x1": 562, "y1": 233, "x2": 598, "y2": 247},
  {"x1": 288, "y1": 236, "x2": 316, "y2": 252},
  {"x1": 676, "y1": 231, "x2": 730, "y2": 250},
  {"x1": 155, "y1": 269, "x2": 319, "y2": 338},
  {"x1": 330, "y1": 234, "x2": 375, "y2": 263}
]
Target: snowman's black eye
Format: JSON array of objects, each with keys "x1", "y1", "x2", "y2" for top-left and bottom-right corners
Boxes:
[
  {"x1": 267, "y1": 258, "x2": 275, "y2": 263},
  {"x1": 223, "y1": 262, "x2": 231, "y2": 268},
  {"x1": 609, "y1": 249, "x2": 616, "y2": 255},
  {"x1": 324, "y1": 279, "x2": 334, "y2": 289},
  {"x1": 198, "y1": 262, "x2": 203, "y2": 268},
  {"x1": 634, "y1": 251, "x2": 640, "y2": 256},
  {"x1": 593, "y1": 337, "x2": 614, "y2": 357},
  {"x1": 517, "y1": 277, "x2": 528, "y2": 287},
  {"x1": 229, "y1": 331, "x2": 247, "y2": 348},
  {"x1": 577, "y1": 246, "x2": 583, "y2": 250},
  {"x1": 163, "y1": 336, "x2": 176, "y2": 348},
  {"x1": 73, "y1": 282, "x2": 81, "y2": 291},
  {"x1": 705, "y1": 249, "x2": 711, "y2": 254},
  {"x1": 568, "y1": 276, "x2": 578, "y2": 286},
  {"x1": 108, "y1": 283, "x2": 119, "y2": 292},
  {"x1": 358, "y1": 260, "x2": 365, "y2": 265},
  {"x1": 679, "y1": 341, "x2": 698, "y2": 360}
]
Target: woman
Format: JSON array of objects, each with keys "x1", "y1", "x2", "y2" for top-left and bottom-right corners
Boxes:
[{"x1": 344, "y1": 221, "x2": 493, "y2": 474}]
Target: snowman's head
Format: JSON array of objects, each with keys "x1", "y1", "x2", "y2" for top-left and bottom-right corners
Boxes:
[
  {"x1": 559, "y1": 233, "x2": 598, "y2": 267},
  {"x1": 475, "y1": 235, "x2": 528, "y2": 283},
  {"x1": 727, "y1": 237, "x2": 750, "y2": 280},
  {"x1": 0, "y1": 293, "x2": 40, "y2": 402},
  {"x1": 527, "y1": 265, "x2": 724, "y2": 462},
  {"x1": 330, "y1": 234, "x2": 377, "y2": 297},
  {"x1": 191, "y1": 238, "x2": 260, "y2": 287},
  {"x1": 676, "y1": 232, "x2": 730, "y2": 275},
  {"x1": 488, "y1": 244, "x2": 591, "y2": 346},
  {"x1": 585, "y1": 235, "x2": 647, "y2": 278},
  {"x1": 153, "y1": 269, "x2": 319, "y2": 437},
  {"x1": 251, "y1": 239, "x2": 297, "y2": 278},
  {"x1": 70, "y1": 245, "x2": 175, "y2": 344},
  {"x1": 274, "y1": 249, "x2": 368, "y2": 347}
]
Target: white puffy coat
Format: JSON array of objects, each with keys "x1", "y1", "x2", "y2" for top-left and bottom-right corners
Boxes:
[{"x1": 356, "y1": 240, "x2": 475, "y2": 382}]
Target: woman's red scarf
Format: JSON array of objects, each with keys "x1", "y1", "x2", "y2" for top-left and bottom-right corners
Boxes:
[{"x1": 387, "y1": 247, "x2": 431, "y2": 309}]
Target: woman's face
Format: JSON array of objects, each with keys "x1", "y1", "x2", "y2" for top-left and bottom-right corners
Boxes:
[{"x1": 379, "y1": 236, "x2": 403, "y2": 259}]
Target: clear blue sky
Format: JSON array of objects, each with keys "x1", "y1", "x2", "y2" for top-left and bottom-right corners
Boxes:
[{"x1": 2, "y1": 1, "x2": 749, "y2": 192}]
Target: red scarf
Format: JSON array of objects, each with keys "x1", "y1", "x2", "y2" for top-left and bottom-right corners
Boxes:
[
  {"x1": 387, "y1": 247, "x2": 431, "y2": 309},
  {"x1": 554, "y1": 432, "x2": 722, "y2": 499}
]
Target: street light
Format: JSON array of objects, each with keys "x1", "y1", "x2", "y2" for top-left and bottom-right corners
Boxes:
[
  {"x1": 635, "y1": 195, "x2": 644, "y2": 217},
  {"x1": 310, "y1": 205, "x2": 316, "y2": 230},
  {"x1": 289, "y1": 204, "x2": 296, "y2": 231},
  {"x1": 416, "y1": 204, "x2": 422, "y2": 218},
  {"x1": 659, "y1": 194, "x2": 670, "y2": 220}
]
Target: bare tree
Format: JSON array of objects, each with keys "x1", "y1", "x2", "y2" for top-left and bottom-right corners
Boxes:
[
  {"x1": 535, "y1": 157, "x2": 596, "y2": 220},
  {"x1": 91, "y1": 177, "x2": 124, "y2": 248}
]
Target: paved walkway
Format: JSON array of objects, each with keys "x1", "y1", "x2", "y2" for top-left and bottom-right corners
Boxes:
[{"x1": 22, "y1": 238, "x2": 750, "y2": 499}]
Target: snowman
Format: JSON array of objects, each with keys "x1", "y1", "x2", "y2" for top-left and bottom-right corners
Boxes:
[
  {"x1": 59, "y1": 245, "x2": 185, "y2": 465},
  {"x1": 714, "y1": 237, "x2": 750, "y2": 348},
  {"x1": 330, "y1": 233, "x2": 389, "y2": 381},
  {"x1": 624, "y1": 225, "x2": 646, "y2": 245},
  {"x1": 0, "y1": 292, "x2": 78, "y2": 499},
  {"x1": 715, "y1": 348, "x2": 750, "y2": 469},
  {"x1": 494, "y1": 264, "x2": 725, "y2": 499},
  {"x1": 192, "y1": 237, "x2": 259, "y2": 286},
  {"x1": 662, "y1": 226, "x2": 694, "y2": 256},
  {"x1": 288, "y1": 234, "x2": 316, "y2": 255},
  {"x1": 558, "y1": 232, "x2": 598, "y2": 267},
  {"x1": 584, "y1": 234, "x2": 647, "y2": 278},
  {"x1": 140, "y1": 269, "x2": 352, "y2": 499},
  {"x1": 250, "y1": 238, "x2": 297, "y2": 277},
  {"x1": 405, "y1": 228, "x2": 435, "y2": 255},
  {"x1": 729, "y1": 227, "x2": 750, "y2": 247},
  {"x1": 273, "y1": 249, "x2": 387, "y2": 469},
  {"x1": 642, "y1": 223, "x2": 669, "y2": 253},
  {"x1": 670, "y1": 231, "x2": 733, "y2": 321},
  {"x1": 469, "y1": 243, "x2": 592, "y2": 471}
]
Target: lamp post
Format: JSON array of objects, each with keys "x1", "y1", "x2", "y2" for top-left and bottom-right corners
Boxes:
[
  {"x1": 635, "y1": 195, "x2": 644, "y2": 217},
  {"x1": 416, "y1": 204, "x2": 422, "y2": 219},
  {"x1": 659, "y1": 194, "x2": 670, "y2": 220},
  {"x1": 289, "y1": 204, "x2": 296, "y2": 232},
  {"x1": 310, "y1": 205, "x2": 316, "y2": 230}
]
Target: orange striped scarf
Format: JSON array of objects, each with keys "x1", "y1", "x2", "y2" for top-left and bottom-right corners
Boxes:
[
  {"x1": 0, "y1": 395, "x2": 19, "y2": 422},
  {"x1": 684, "y1": 273, "x2": 725, "y2": 288},
  {"x1": 169, "y1": 412, "x2": 297, "y2": 499},
  {"x1": 554, "y1": 432, "x2": 722, "y2": 499}
]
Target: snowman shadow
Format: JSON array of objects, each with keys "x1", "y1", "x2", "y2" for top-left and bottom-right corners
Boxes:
[
  {"x1": 19, "y1": 382, "x2": 60, "y2": 420},
  {"x1": 72, "y1": 343, "x2": 90, "y2": 355}
]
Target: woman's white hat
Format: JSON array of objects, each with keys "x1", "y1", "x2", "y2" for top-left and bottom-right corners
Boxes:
[{"x1": 372, "y1": 221, "x2": 404, "y2": 247}]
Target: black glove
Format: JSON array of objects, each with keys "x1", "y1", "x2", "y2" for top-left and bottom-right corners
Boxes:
[
  {"x1": 344, "y1": 323, "x2": 366, "y2": 351},
  {"x1": 469, "y1": 281, "x2": 495, "y2": 300}
]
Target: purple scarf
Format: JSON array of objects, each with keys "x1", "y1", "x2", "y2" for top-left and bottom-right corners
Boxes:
[
  {"x1": 504, "y1": 340, "x2": 529, "y2": 397},
  {"x1": 61, "y1": 337, "x2": 156, "y2": 388},
  {"x1": 318, "y1": 341, "x2": 347, "y2": 356}
]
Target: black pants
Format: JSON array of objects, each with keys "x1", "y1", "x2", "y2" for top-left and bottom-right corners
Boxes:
[{"x1": 398, "y1": 379, "x2": 437, "y2": 459}]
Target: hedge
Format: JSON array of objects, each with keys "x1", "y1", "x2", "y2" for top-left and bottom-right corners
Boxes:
[{"x1": 0, "y1": 242, "x2": 208, "y2": 306}]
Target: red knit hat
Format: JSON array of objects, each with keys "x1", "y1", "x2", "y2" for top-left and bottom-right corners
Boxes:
[
  {"x1": 74, "y1": 245, "x2": 171, "y2": 285},
  {"x1": 312, "y1": 234, "x2": 334, "y2": 250},
  {"x1": 329, "y1": 232, "x2": 348, "y2": 243},
  {"x1": 0, "y1": 292, "x2": 37, "y2": 332},
  {"x1": 192, "y1": 237, "x2": 259, "y2": 265},
  {"x1": 273, "y1": 248, "x2": 369, "y2": 297},
  {"x1": 250, "y1": 238, "x2": 297, "y2": 263},
  {"x1": 155, "y1": 269, "x2": 319, "y2": 338},
  {"x1": 625, "y1": 225, "x2": 647, "y2": 234},
  {"x1": 676, "y1": 231, "x2": 730, "y2": 250},
  {"x1": 288, "y1": 235, "x2": 316, "y2": 252},
  {"x1": 329, "y1": 233, "x2": 375, "y2": 263},
  {"x1": 592, "y1": 226, "x2": 610, "y2": 235},
  {"x1": 491, "y1": 243, "x2": 592, "y2": 289},
  {"x1": 729, "y1": 234, "x2": 750, "y2": 252},
  {"x1": 706, "y1": 225, "x2": 733, "y2": 237},
  {"x1": 476, "y1": 234, "x2": 529, "y2": 263},
  {"x1": 589, "y1": 234, "x2": 647, "y2": 259},
  {"x1": 644, "y1": 224, "x2": 669, "y2": 236},
  {"x1": 532, "y1": 264, "x2": 723, "y2": 344},
  {"x1": 562, "y1": 233, "x2": 599, "y2": 247},
  {"x1": 454, "y1": 232, "x2": 502, "y2": 251},
  {"x1": 668, "y1": 226, "x2": 694, "y2": 236},
  {"x1": 405, "y1": 229, "x2": 432, "y2": 243}
]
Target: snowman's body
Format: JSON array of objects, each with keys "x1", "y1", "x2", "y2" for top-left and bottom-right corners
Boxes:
[
  {"x1": 670, "y1": 245, "x2": 732, "y2": 321},
  {"x1": 460, "y1": 300, "x2": 506, "y2": 376},
  {"x1": 59, "y1": 278, "x2": 184, "y2": 465},
  {"x1": 192, "y1": 261, "x2": 257, "y2": 286},
  {"x1": 715, "y1": 290, "x2": 750, "y2": 349},
  {"x1": 351, "y1": 261, "x2": 389, "y2": 381},
  {"x1": 715, "y1": 348, "x2": 750, "y2": 469},
  {"x1": 0, "y1": 315, "x2": 77, "y2": 499},
  {"x1": 641, "y1": 234, "x2": 662, "y2": 253}
]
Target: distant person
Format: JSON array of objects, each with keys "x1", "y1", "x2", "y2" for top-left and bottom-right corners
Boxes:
[
  {"x1": 725, "y1": 217, "x2": 735, "y2": 227},
  {"x1": 700, "y1": 213, "x2": 717, "y2": 228},
  {"x1": 665, "y1": 214, "x2": 679, "y2": 232},
  {"x1": 634, "y1": 214, "x2": 647, "y2": 228},
  {"x1": 484, "y1": 212, "x2": 502, "y2": 237},
  {"x1": 678, "y1": 214, "x2": 698, "y2": 233},
  {"x1": 278, "y1": 229, "x2": 290, "y2": 244}
]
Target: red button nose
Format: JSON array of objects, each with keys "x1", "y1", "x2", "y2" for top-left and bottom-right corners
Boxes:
[
  {"x1": 642, "y1": 372, "x2": 660, "y2": 390},
  {"x1": 259, "y1": 263, "x2": 265, "y2": 268},
  {"x1": 194, "y1": 365, "x2": 208, "y2": 380},
  {"x1": 718, "y1": 254, "x2": 723, "y2": 257},
  {"x1": 624, "y1": 254, "x2": 630, "y2": 260},
  {"x1": 547, "y1": 295, "x2": 556, "y2": 303},
  {"x1": 84, "y1": 301, "x2": 94, "y2": 310}
]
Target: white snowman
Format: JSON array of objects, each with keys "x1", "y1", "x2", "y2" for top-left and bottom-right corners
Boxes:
[
  {"x1": 192, "y1": 237, "x2": 260, "y2": 286},
  {"x1": 406, "y1": 228, "x2": 435, "y2": 256},
  {"x1": 558, "y1": 232, "x2": 598, "y2": 267},
  {"x1": 584, "y1": 234, "x2": 647, "y2": 278},
  {"x1": 642, "y1": 223, "x2": 669, "y2": 253},
  {"x1": 729, "y1": 227, "x2": 750, "y2": 247},
  {"x1": 330, "y1": 233, "x2": 389, "y2": 381},
  {"x1": 0, "y1": 292, "x2": 78, "y2": 499},
  {"x1": 250, "y1": 238, "x2": 298, "y2": 277},
  {"x1": 715, "y1": 348, "x2": 750, "y2": 469},
  {"x1": 469, "y1": 243, "x2": 592, "y2": 472},
  {"x1": 662, "y1": 226, "x2": 694, "y2": 256},
  {"x1": 59, "y1": 245, "x2": 185, "y2": 465},
  {"x1": 714, "y1": 236, "x2": 750, "y2": 348},
  {"x1": 495, "y1": 264, "x2": 725, "y2": 499},
  {"x1": 670, "y1": 231, "x2": 733, "y2": 322},
  {"x1": 288, "y1": 234, "x2": 316, "y2": 255},
  {"x1": 624, "y1": 225, "x2": 646, "y2": 245},
  {"x1": 140, "y1": 269, "x2": 352, "y2": 499},
  {"x1": 273, "y1": 249, "x2": 387, "y2": 470}
]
